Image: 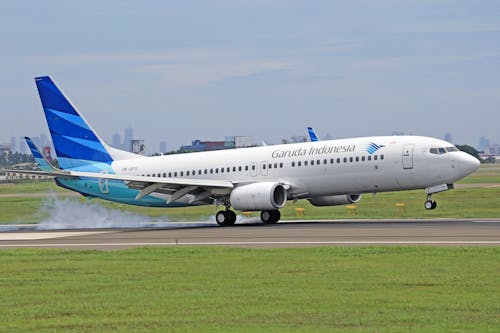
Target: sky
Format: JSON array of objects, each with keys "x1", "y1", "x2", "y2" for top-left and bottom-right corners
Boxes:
[{"x1": 1, "y1": 0, "x2": 499, "y2": 152}]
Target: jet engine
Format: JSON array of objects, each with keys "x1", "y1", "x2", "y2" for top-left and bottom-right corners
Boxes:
[
  {"x1": 308, "y1": 194, "x2": 361, "y2": 207},
  {"x1": 230, "y1": 182, "x2": 287, "y2": 211}
]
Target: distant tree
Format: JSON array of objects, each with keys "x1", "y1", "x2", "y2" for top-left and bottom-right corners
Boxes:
[{"x1": 456, "y1": 145, "x2": 482, "y2": 162}]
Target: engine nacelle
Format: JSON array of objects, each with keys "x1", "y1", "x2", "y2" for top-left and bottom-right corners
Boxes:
[
  {"x1": 230, "y1": 182, "x2": 287, "y2": 211},
  {"x1": 308, "y1": 194, "x2": 361, "y2": 207}
]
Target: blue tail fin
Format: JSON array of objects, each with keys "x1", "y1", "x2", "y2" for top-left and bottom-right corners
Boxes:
[
  {"x1": 307, "y1": 127, "x2": 319, "y2": 142},
  {"x1": 35, "y1": 76, "x2": 114, "y2": 172},
  {"x1": 24, "y1": 137, "x2": 57, "y2": 172}
]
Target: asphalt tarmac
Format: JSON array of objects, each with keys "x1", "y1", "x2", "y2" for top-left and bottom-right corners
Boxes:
[{"x1": 1, "y1": 219, "x2": 500, "y2": 249}]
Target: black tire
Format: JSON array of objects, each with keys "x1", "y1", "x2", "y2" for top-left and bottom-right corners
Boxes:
[
  {"x1": 261, "y1": 210, "x2": 281, "y2": 224},
  {"x1": 216, "y1": 210, "x2": 237, "y2": 226},
  {"x1": 226, "y1": 210, "x2": 237, "y2": 225},
  {"x1": 424, "y1": 200, "x2": 434, "y2": 210}
]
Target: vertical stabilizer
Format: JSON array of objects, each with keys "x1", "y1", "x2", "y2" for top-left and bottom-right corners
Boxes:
[
  {"x1": 34, "y1": 76, "x2": 134, "y2": 172},
  {"x1": 24, "y1": 137, "x2": 57, "y2": 172}
]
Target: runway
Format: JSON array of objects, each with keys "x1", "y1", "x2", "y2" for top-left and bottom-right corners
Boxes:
[{"x1": 1, "y1": 219, "x2": 500, "y2": 249}]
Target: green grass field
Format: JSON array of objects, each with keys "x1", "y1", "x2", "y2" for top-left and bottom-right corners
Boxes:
[
  {"x1": 0, "y1": 247, "x2": 499, "y2": 332},
  {"x1": 0, "y1": 166, "x2": 499, "y2": 224},
  {"x1": 1, "y1": 168, "x2": 499, "y2": 332}
]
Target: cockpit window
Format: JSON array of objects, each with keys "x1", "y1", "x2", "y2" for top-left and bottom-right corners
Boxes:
[{"x1": 430, "y1": 147, "x2": 452, "y2": 155}]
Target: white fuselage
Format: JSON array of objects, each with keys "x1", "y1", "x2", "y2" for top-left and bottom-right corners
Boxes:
[{"x1": 111, "y1": 135, "x2": 479, "y2": 201}]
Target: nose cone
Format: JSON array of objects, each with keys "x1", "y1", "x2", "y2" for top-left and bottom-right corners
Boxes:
[{"x1": 457, "y1": 152, "x2": 480, "y2": 177}]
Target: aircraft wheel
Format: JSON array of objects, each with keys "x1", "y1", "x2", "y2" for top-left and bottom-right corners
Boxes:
[
  {"x1": 216, "y1": 210, "x2": 237, "y2": 226},
  {"x1": 424, "y1": 200, "x2": 437, "y2": 210},
  {"x1": 261, "y1": 210, "x2": 281, "y2": 224}
]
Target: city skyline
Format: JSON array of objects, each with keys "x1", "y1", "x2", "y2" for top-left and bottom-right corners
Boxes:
[{"x1": 3, "y1": 126, "x2": 499, "y2": 155}]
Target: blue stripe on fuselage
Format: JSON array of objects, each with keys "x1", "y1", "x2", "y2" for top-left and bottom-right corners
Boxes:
[{"x1": 54, "y1": 178, "x2": 188, "y2": 208}]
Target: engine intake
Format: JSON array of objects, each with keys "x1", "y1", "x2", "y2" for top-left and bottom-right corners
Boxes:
[
  {"x1": 308, "y1": 194, "x2": 361, "y2": 207},
  {"x1": 230, "y1": 182, "x2": 287, "y2": 211}
]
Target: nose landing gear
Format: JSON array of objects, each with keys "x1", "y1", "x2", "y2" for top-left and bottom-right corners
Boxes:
[{"x1": 424, "y1": 195, "x2": 437, "y2": 210}]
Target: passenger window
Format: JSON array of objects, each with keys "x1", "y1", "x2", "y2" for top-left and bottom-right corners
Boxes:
[
  {"x1": 317, "y1": 160, "x2": 321, "y2": 165},
  {"x1": 245, "y1": 166, "x2": 249, "y2": 171},
  {"x1": 355, "y1": 157, "x2": 359, "y2": 162},
  {"x1": 274, "y1": 163, "x2": 278, "y2": 168},
  {"x1": 174, "y1": 172, "x2": 177, "y2": 177},
  {"x1": 221, "y1": 168, "x2": 224, "y2": 173},
  {"x1": 262, "y1": 164, "x2": 266, "y2": 170},
  {"x1": 280, "y1": 163, "x2": 283, "y2": 168},
  {"x1": 187, "y1": 171, "x2": 190, "y2": 176},
  {"x1": 349, "y1": 157, "x2": 353, "y2": 162},
  {"x1": 239, "y1": 166, "x2": 242, "y2": 172},
  {"x1": 204, "y1": 169, "x2": 207, "y2": 175},
  {"x1": 305, "y1": 161, "x2": 308, "y2": 166},
  {"x1": 227, "y1": 167, "x2": 230, "y2": 172},
  {"x1": 180, "y1": 171, "x2": 184, "y2": 176},
  {"x1": 337, "y1": 158, "x2": 341, "y2": 163},
  {"x1": 252, "y1": 165, "x2": 256, "y2": 170},
  {"x1": 343, "y1": 158, "x2": 347, "y2": 163},
  {"x1": 311, "y1": 160, "x2": 314, "y2": 166},
  {"x1": 374, "y1": 155, "x2": 378, "y2": 160},
  {"x1": 210, "y1": 169, "x2": 213, "y2": 174},
  {"x1": 381, "y1": 154, "x2": 384, "y2": 160},
  {"x1": 362, "y1": 156, "x2": 365, "y2": 162},
  {"x1": 298, "y1": 161, "x2": 302, "y2": 167},
  {"x1": 198, "y1": 170, "x2": 202, "y2": 175},
  {"x1": 292, "y1": 162, "x2": 295, "y2": 167},
  {"x1": 368, "y1": 156, "x2": 371, "y2": 161},
  {"x1": 330, "y1": 159, "x2": 334, "y2": 164},
  {"x1": 215, "y1": 168, "x2": 218, "y2": 174},
  {"x1": 233, "y1": 167, "x2": 236, "y2": 172}
]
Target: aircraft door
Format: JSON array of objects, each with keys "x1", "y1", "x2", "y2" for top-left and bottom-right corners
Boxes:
[
  {"x1": 261, "y1": 161, "x2": 268, "y2": 176},
  {"x1": 402, "y1": 144, "x2": 414, "y2": 169},
  {"x1": 99, "y1": 171, "x2": 110, "y2": 194}
]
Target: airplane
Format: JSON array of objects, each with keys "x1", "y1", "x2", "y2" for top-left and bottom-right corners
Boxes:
[
  {"x1": 307, "y1": 127, "x2": 320, "y2": 142},
  {"x1": 24, "y1": 137, "x2": 57, "y2": 172},
  {"x1": 7, "y1": 76, "x2": 480, "y2": 225}
]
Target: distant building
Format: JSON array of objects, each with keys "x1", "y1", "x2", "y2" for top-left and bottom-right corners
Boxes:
[
  {"x1": 180, "y1": 137, "x2": 236, "y2": 152},
  {"x1": 112, "y1": 133, "x2": 122, "y2": 148},
  {"x1": 234, "y1": 136, "x2": 256, "y2": 148},
  {"x1": 479, "y1": 136, "x2": 490, "y2": 151},
  {"x1": 291, "y1": 135, "x2": 308, "y2": 143},
  {"x1": 131, "y1": 139, "x2": 146, "y2": 155},
  {"x1": 124, "y1": 126, "x2": 134, "y2": 150}
]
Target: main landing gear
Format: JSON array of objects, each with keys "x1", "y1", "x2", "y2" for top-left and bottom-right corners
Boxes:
[
  {"x1": 215, "y1": 207, "x2": 281, "y2": 226},
  {"x1": 215, "y1": 209, "x2": 237, "y2": 226},
  {"x1": 260, "y1": 210, "x2": 281, "y2": 224},
  {"x1": 424, "y1": 194, "x2": 437, "y2": 210}
]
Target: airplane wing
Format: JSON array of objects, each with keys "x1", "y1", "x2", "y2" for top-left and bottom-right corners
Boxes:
[
  {"x1": 1, "y1": 168, "x2": 234, "y2": 204},
  {"x1": 68, "y1": 170, "x2": 234, "y2": 201}
]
